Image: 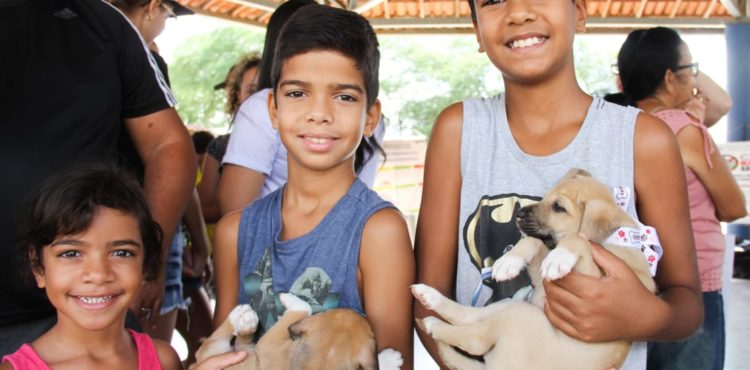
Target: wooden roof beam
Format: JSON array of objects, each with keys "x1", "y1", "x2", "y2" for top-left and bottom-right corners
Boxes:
[
  {"x1": 226, "y1": 0, "x2": 278, "y2": 12},
  {"x1": 601, "y1": 0, "x2": 613, "y2": 17},
  {"x1": 670, "y1": 0, "x2": 683, "y2": 17},
  {"x1": 704, "y1": 0, "x2": 719, "y2": 17},
  {"x1": 354, "y1": 0, "x2": 387, "y2": 13},
  {"x1": 636, "y1": 0, "x2": 649, "y2": 18},
  {"x1": 719, "y1": 0, "x2": 745, "y2": 15}
]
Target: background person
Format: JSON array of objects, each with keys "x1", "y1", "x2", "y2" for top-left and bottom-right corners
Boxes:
[
  {"x1": 198, "y1": 54, "x2": 262, "y2": 223},
  {"x1": 605, "y1": 26, "x2": 745, "y2": 370}
]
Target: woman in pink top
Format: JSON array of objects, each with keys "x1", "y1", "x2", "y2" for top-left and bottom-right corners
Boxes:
[
  {"x1": 1, "y1": 165, "x2": 247, "y2": 370},
  {"x1": 606, "y1": 27, "x2": 745, "y2": 370}
]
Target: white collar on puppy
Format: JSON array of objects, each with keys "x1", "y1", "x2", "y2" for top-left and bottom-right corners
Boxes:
[
  {"x1": 607, "y1": 186, "x2": 663, "y2": 276},
  {"x1": 604, "y1": 225, "x2": 662, "y2": 276}
]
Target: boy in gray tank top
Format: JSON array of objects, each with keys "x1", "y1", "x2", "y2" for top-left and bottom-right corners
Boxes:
[{"x1": 414, "y1": 1, "x2": 703, "y2": 369}]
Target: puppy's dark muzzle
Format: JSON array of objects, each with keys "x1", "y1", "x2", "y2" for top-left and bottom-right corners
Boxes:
[
  {"x1": 515, "y1": 206, "x2": 538, "y2": 234},
  {"x1": 516, "y1": 206, "x2": 557, "y2": 249}
]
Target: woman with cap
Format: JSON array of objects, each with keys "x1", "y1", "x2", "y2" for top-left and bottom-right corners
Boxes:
[{"x1": 198, "y1": 54, "x2": 262, "y2": 224}]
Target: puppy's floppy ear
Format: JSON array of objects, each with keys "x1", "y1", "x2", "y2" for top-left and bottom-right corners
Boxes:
[
  {"x1": 579, "y1": 198, "x2": 626, "y2": 243},
  {"x1": 561, "y1": 168, "x2": 592, "y2": 181},
  {"x1": 288, "y1": 319, "x2": 308, "y2": 341}
]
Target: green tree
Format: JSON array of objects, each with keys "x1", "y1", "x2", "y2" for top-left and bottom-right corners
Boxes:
[
  {"x1": 574, "y1": 39, "x2": 619, "y2": 98},
  {"x1": 170, "y1": 27, "x2": 265, "y2": 128},
  {"x1": 379, "y1": 36, "x2": 501, "y2": 136}
]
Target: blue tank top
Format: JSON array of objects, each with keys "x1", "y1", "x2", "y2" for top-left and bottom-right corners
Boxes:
[{"x1": 236, "y1": 178, "x2": 393, "y2": 335}]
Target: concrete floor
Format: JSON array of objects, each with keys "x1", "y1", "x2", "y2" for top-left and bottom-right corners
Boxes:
[
  {"x1": 414, "y1": 278, "x2": 750, "y2": 369},
  {"x1": 726, "y1": 278, "x2": 750, "y2": 370}
]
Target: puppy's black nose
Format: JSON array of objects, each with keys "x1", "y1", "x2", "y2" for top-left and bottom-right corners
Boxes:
[{"x1": 517, "y1": 206, "x2": 530, "y2": 220}]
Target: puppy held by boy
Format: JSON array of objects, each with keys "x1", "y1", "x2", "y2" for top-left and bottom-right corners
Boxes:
[
  {"x1": 413, "y1": 169, "x2": 660, "y2": 370},
  {"x1": 195, "y1": 294, "x2": 403, "y2": 370}
]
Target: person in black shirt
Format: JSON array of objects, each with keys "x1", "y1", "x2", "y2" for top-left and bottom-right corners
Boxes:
[{"x1": 0, "y1": 0, "x2": 196, "y2": 355}]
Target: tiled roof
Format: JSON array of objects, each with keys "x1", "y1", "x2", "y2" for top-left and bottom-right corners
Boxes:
[{"x1": 177, "y1": 0, "x2": 743, "y2": 32}]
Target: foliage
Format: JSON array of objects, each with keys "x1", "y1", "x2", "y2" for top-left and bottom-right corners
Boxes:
[
  {"x1": 168, "y1": 29, "x2": 620, "y2": 135},
  {"x1": 379, "y1": 36, "x2": 501, "y2": 136},
  {"x1": 169, "y1": 27, "x2": 265, "y2": 128},
  {"x1": 574, "y1": 39, "x2": 619, "y2": 98}
]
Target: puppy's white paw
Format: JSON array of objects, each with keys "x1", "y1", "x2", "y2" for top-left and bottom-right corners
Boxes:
[
  {"x1": 492, "y1": 255, "x2": 526, "y2": 281},
  {"x1": 541, "y1": 248, "x2": 578, "y2": 280},
  {"x1": 411, "y1": 284, "x2": 443, "y2": 311},
  {"x1": 279, "y1": 293, "x2": 312, "y2": 314},
  {"x1": 229, "y1": 304, "x2": 258, "y2": 336},
  {"x1": 378, "y1": 348, "x2": 403, "y2": 370},
  {"x1": 421, "y1": 316, "x2": 442, "y2": 336}
]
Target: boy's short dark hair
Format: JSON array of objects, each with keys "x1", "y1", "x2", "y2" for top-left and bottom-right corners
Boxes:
[
  {"x1": 270, "y1": 4, "x2": 380, "y2": 109},
  {"x1": 19, "y1": 163, "x2": 163, "y2": 282}
]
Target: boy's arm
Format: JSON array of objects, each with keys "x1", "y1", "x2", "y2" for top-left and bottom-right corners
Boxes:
[
  {"x1": 360, "y1": 208, "x2": 415, "y2": 370},
  {"x1": 544, "y1": 113, "x2": 703, "y2": 342},
  {"x1": 414, "y1": 103, "x2": 463, "y2": 369},
  {"x1": 182, "y1": 188, "x2": 210, "y2": 277},
  {"x1": 197, "y1": 155, "x2": 223, "y2": 223},
  {"x1": 212, "y1": 211, "x2": 242, "y2": 328},
  {"x1": 217, "y1": 164, "x2": 266, "y2": 216}
]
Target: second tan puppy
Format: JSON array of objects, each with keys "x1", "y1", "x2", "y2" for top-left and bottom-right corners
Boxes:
[
  {"x1": 195, "y1": 293, "x2": 403, "y2": 370},
  {"x1": 413, "y1": 169, "x2": 658, "y2": 370}
]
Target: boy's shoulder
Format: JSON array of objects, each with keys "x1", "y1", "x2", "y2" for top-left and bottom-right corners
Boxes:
[{"x1": 347, "y1": 179, "x2": 390, "y2": 206}]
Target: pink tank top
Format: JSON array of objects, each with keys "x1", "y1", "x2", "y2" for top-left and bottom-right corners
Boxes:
[
  {"x1": 1, "y1": 329, "x2": 162, "y2": 370},
  {"x1": 655, "y1": 109, "x2": 724, "y2": 292}
]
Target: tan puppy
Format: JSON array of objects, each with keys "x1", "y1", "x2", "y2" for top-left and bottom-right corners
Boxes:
[
  {"x1": 413, "y1": 169, "x2": 657, "y2": 370},
  {"x1": 195, "y1": 293, "x2": 403, "y2": 370}
]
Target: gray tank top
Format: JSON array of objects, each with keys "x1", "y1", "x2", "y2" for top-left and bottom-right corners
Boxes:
[{"x1": 457, "y1": 94, "x2": 646, "y2": 369}]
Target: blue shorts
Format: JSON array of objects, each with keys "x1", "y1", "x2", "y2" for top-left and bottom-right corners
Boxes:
[
  {"x1": 647, "y1": 290, "x2": 725, "y2": 370},
  {"x1": 160, "y1": 225, "x2": 187, "y2": 315}
]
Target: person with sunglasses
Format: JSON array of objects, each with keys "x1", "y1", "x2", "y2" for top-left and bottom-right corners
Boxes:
[{"x1": 606, "y1": 27, "x2": 743, "y2": 370}]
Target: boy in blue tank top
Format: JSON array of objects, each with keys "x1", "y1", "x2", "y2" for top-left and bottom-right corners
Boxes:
[
  {"x1": 414, "y1": 1, "x2": 703, "y2": 369},
  {"x1": 212, "y1": 5, "x2": 415, "y2": 369}
]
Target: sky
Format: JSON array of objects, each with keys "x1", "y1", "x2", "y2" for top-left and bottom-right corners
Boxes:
[{"x1": 156, "y1": 14, "x2": 731, "y2": 142}]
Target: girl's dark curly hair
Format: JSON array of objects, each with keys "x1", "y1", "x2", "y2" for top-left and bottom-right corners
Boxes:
[{"x1": 19, "y1": 162, "x2": 163, "y2": 282}]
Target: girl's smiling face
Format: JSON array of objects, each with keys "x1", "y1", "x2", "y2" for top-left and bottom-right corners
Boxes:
[
  {"x1": 472, "y1": 0, "x2": 587, "y2": 84},
  {"x1": 34, "y1": 207, "x2": 144, "y2": 332},
  {"x1": 269, "y1": 50, "x2": 380, "y2": 175}
]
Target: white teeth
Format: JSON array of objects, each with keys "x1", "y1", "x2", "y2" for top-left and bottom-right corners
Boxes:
[
  {"x1": 510, "y1": 36, "x2": 545, "y2": 49},
  {"x1": 79, "y1": 296, "x2": 113, "y2": 304},
  {"x1": 307, "y1": 137, "x2": 330, "y2": 144}
]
